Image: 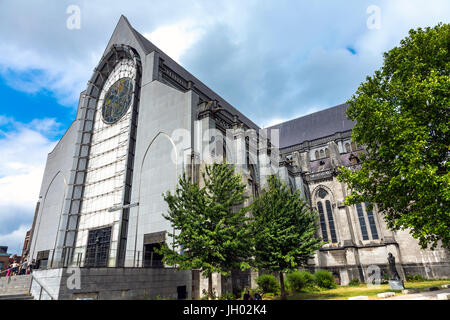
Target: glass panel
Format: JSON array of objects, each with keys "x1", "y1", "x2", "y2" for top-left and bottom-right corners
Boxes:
[
  {"x1": 356, "y1": 203, "x2": 369, "y2": 240},
  {"x1": 317, "y1": 202, "x2": 328, "y2": 242},
  {"x1": 85, "y1": 227, "x2": 112, "y2": 267},
  {"x1": 325, "y1": 200, "x2": 338, "y2": 243},
  {"x1": 143, "y1": 243, "x2": 164, "y2": 268},
  {"x1": 365, "y1": 203, "x2": 379, "y2": 240}
]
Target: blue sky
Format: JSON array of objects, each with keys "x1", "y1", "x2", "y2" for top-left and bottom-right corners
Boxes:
[{"x1": 0, "y1": 0, "x2": 449, "y2": 254}]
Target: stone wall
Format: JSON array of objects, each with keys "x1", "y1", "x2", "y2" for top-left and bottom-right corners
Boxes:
[{"x1": 31, "y1": 267, "x2": 192, "y2": 300}]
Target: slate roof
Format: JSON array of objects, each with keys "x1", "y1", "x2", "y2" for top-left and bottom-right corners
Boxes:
[{"x1": 268, "y1": 103, "x2": 355, "y2": 149}]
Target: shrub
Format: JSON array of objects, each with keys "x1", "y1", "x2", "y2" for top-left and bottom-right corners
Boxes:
[
  {"x1": 314, "y1": 270, "x2": 338, "y2": 289},
  {"x1": 219, "y1": 293, "x2": 236, "y2": 300},
  {"x1": 287, "y1": 271, "x2": 316, "y2": 292},
  {"x1": 348, "y1": 278, "x2": 360, "y2": 286},
  {"x1": 406, "y1": 274, "x2": 426, "y2": 282},
  {"x1": 256, "y1": 274, "x2": 280, "y2": 294},
  {"x1": 201, "y1": 288, "x2": 217, "y2": 300}
]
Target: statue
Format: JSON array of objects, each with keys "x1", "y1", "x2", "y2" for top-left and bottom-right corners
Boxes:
[
  {"x1": 388, "y1": 253, "x2": 400, "y2": 280},
  {"x1": 388, "y1": 252, "x2": 404, "y2": 290}
]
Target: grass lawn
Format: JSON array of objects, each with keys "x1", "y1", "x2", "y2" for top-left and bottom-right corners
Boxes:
[{"x1": 265, "y1": 279, "x2": 450, "y2": 300}]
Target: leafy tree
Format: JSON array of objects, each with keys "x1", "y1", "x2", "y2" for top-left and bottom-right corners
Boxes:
[
  {"x1": 158, "y1": 162, "x2": 252, "y2": 299},
  {"x1": 251, "y1": 175, "x2": 323, "y2": 300},
  {"x1": 339, "y1": 24, "x2": 450, "y2": 249}
]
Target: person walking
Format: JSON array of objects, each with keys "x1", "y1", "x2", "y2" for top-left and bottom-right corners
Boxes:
[
  {"x1": 19, "y1": 260, "x2": 27, "y2": 275},
  {"x1": 11, "y1": 261, "x2": 19, "y2": 276}
]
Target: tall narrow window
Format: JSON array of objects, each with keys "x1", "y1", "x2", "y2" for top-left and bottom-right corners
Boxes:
[
  {"x1": 356, "y1": 203, "x2": 369, "y2": 240},
  {"x1": 365, "y1": 203, "x2": 379, "y2": 240},
  {"x1": 317, "y1": 202, "x2": 328, "y2": 242},
  {"x1": 325, "y1": 200, "x2": 338, "y2": 243},
  {"x1": 315, "y1": 150, "x2": 319, "y2": 159},
  {"x1": 345, "y1": 143, "x2": 351, "y2": 153}
]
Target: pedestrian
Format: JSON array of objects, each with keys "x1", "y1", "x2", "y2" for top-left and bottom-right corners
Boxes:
[
  {"x1": 254, "y1": 292, "x2": 262, "y2": 300},
  {"x1": 12, "y1": 261, "x2": 19, "y2": 276},
  {"x1": 20, "y1": 260, "x2": 27, "y2": 275},
  {"x1": 6, "y1": 263, "x2": 12, "y2": 277},
  {"x1": 243, "y1": 290, "x2": 251, "y2": 300}
]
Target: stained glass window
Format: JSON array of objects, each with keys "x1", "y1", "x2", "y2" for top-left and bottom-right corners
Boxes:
[{"x1": 102, "y1": 77, "x2": 134, "y2": 124}]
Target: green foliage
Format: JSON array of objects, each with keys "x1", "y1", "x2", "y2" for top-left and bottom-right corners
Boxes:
[
  {"x1": 314, "y1": 270, "x2": 338, "y2": 289},
  {"x1": 348, "y1": 278, "x2": 360, "y2": 287},
  {"x1": 287, "y1": 271, "x2": 316, "y2": 292},
  {"x1": 219, "y1": 293, "x2": 236, "y2": 300},
  {"x1": 338, "y1": 23, "x2": 450, "y2": 249},
  {"x1": 158, "y1": 162, "x2": 253, "y2": 299},
  {"x1": 251, "y1": 175, "x2": 323, "y2": 272},
  {"x1": 406, "y1": 274, "x2": 426, "y2": 282},
  {"x1": 251, "y1": 175, "x2": 323, "y2": 299},
  {"x1": 256, "y1": 274, "x2": 280, "y2": 294},
  {"x1": 201, "y1": 288, "x2": 217, "y2": 300}
]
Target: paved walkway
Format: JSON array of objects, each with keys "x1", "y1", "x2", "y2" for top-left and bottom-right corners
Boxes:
[{"x1": 383, "y1": 288, "x2": 450, "y2": 300}]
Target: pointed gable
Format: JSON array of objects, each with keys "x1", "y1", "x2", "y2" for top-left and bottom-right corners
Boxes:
[{"x1": 102, "y1": 15, "x2": 148, "y2": 59}]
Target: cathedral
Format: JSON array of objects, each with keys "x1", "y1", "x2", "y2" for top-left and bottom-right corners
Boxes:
[{"x1": 26, "y1": 16, "x2": 449, "y2": 299}]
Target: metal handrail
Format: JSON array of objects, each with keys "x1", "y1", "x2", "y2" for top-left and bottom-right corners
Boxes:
[{"x1": 29, "y1": 273, "x2": 55, "y2": 300}]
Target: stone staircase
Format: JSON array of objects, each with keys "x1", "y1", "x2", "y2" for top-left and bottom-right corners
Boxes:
[{"x1": 0, "y1": 275, "x2": 34, "y2": 300}]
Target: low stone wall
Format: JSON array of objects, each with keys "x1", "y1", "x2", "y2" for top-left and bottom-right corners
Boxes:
[
  {"x1": 312, "y1": 261, "x2": 450, "y2": 286},
  {"x1": 402, "y1": 262, "x2": 450, "y2": 279},
  {"x1": 32, "y1": 267, "x2": 192, "y2": 300},
  {"x1": 0, "y1": 275, "x2": 32, "y2": 296}
]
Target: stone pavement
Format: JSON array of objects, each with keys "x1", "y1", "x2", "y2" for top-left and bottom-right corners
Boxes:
[{"x1": 383, "y1": 288, "x2": 450, "y2": 300}]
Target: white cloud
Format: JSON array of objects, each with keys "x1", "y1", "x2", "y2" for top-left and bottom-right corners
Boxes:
[
  {"x1": 0, "y1": 117, "x2": 59, "y2": 254},
  {"x1": 145, "y1": 20, "x2": 205, "y2": 63},
  {"x1": 1, "y1": 0, "x2": 448, "y2": 117},
  {"x1": 0, "y1": 225, "x2": 29, "y2": 255}
]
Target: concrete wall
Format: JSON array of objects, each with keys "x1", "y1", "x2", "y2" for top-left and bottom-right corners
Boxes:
[
  {"x1": 0, "y1": 275, "x2": 32, "y2": 296},
  {"x1": 29, "y1": 121, "x2": 77, "y2": 263},
  {"x1": 31, "y1": 267, "x2": 192, "y2": 300},
  {"x1": 125, "y1": 79, "x2": 197, "y2": 267}
]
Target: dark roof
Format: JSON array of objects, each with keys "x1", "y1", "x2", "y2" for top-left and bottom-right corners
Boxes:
[{"x1": 268, "y1": 103, "x2": 355, "y2": 149}]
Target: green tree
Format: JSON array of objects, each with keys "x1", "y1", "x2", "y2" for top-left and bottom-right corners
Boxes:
[
  {"x1": 158, "y1": 162, "x2": 252, "y2": 299},
  {"x1": 251, "y1": 175, "x2": 323, "y2": 300},
  {"x1": 338, "y1": 24, "x2": 450, "y2": 249}
]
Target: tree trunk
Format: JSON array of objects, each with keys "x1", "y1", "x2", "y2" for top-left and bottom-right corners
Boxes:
[
  {"x1": 279, "y1": 272, "x2": 287, "y2": 300},
  {"x1": 208, "y1": 273, "x2": 213, "y2": 300}
]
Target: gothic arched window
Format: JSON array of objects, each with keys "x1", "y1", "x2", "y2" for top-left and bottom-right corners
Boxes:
[
  {"x1": 325, "y1": 148, "x2": 330, "y2": 157},
  {"x1": 316, "y1": 188, "x2": 338, "y2": 244},
  {"x1": 355, "y1": 202, "x2": 379, "y2": 240},
  {"x1": 315, "y1": 150, "x2": 319, "y2": 160}
]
